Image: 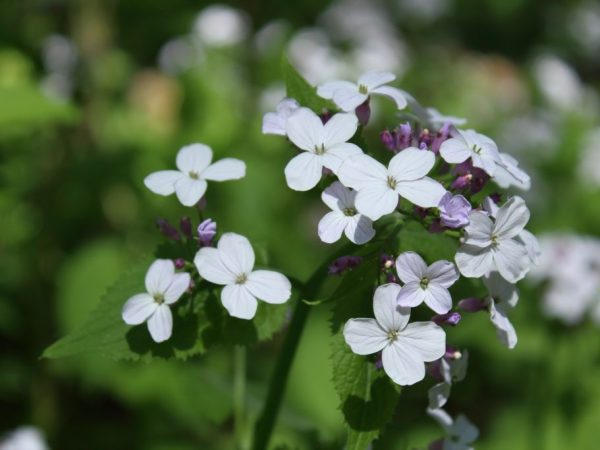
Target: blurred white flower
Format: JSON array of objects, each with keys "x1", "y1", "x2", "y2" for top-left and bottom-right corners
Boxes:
[
  {"x1": 262, "y1": 98, "x2": 300, "y2": 136},
  {"x1": 427, "y1": 409, "x2": 479, "y2": 450},
  {"x1": 578, "y1": 128, "x2": 600, "y2": 187},
  {"x1": 158, "y1": 37, "x2": 200, "y2": 75},
  {"x1": 532, "y1": 55, "x2": 583, "y2": 111},
  {"x1": 41, "y1": 34, "x2": 77, "y2": 74},
  {"x1": 192, "y1": 5, "x2": 250, "y2": 47},
  {"x1": 0, "y1": 426, "x2": 49, "y2": 450}
]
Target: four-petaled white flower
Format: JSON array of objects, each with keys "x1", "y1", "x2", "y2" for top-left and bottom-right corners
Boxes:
[
  {"x1": 484, "y1": 272, "x2": 519, "y2": 349},
  {"x1": 122, "y1": 259, "x2": 191, "y2": 343},
  {"x1": 317, "y1": 70, "x2": 407, "y2": 112},
  {"x1": 343, "y1": 283, "x2": 446, "y2": 386},
  {"x1": 144, "y1": 143, "x2": 246, "y2": 207},
  {"x1": 427, "y1": 408, "x2": 479, "y2": 450},
  {"x1": 262, "y1": 98, "x2": 300, "y2": 136},
  {"x1": 395, "y1": 252, "x2": 460, "y2": 314},
  {"x1": 194, "y1": 233, "x2": 292, "y2": 319},
  {"x1": 318, "y1": 181, "x2": 375, "y2": 245},
  {"x1": 455, "y1": 196, "x2": 532, "y2": 283},
  {"x1": 284, "y1": 107, "x2": 363, "y2": 191},
  {"x1": 338, "y1": 148, "x2": 447, "y2": 220},
  {"x1": 440, "y1": 129, "x2": 502, "y2": 176}
]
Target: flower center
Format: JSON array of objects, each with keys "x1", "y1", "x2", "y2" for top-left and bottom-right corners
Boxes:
[
  {"x1": 420, "y1": 277, "x2": 429, "y2": 289},
  {"x1": 387, "y1": 329, "x2": 399, "y2": 342},
  {"x1": 471, "y1": 144, "x2": 482, "y2": 155},
  {"x1": 188, "y1": 171, "x2": 200, "y2": 180},
  {"x1": 314, "y1": 143, "x2": 326, "y2": 155},
  {"x1": 358, "y1": 84, "x2": 369, "y2": 95},
  {"x1": 387, "y1": 176, "x2": 397, "y2": 189},
  {"x1": 491, "y1": 234, "x2": 499, "y2": 246},
  {"x1": 343, "y1": 207, "x2": 357, "y2": 216},
  {"x1": 235, "y1": 273, "x2": 247, "y2": 285},
  {"x1": 153, "y1": 293, "x2": 165, "y2": 304}
]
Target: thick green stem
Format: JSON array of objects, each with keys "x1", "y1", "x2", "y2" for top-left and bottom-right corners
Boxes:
[{"x1": 234, "y1": 345, "x2": 247, "y2": 450}]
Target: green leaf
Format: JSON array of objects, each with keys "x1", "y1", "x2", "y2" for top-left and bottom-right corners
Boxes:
[
  {"x1": 281, "y1": 56, "x2": 335, "y2": 112},
  {"x1": 396, "y1": 220, "x2": 458, "y2": 262}
]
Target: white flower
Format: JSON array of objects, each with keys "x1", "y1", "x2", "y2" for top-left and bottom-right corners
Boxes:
[
  {"x1": 455, "y1": 196, "x2": 532, "y2": 283},
  {"x1": 284, "y1": 107, "x2": 363, "y2": 191},
  {"x1": 317, "y1": 70, "x2": 407, "y2": 111},
  {"x1": 493, "y1": 152, "x2": 531, "y2": 190},
  {"x1": 425, "y1": 107, "x2": 467, "y2": 127},
  {"x1": 483, "y1": 272, "x2": 519, "y2": 349},
  {"x1": 194, "y1": 233, "x2": 292, "y2": 319},
  {"x1": 343, "y1": 283, "x2": 446, "y2": 386},
  {"x1": 318, "y1": 181, "x2": 375, "y2": 245},
  {"x1": 0, "y1": 426, "x2": 49, "y2": 450},
  {"x1": 144, "y1": 143, "x2": 246, "y2": 207},
  {"x1": 428, "y1": 409, "x2": 479, "y2": 450},
  {"x1": 122, "y1": 259, "x2": 191, "y2": 343},
  {"x1": 261, "y1": 98, "x2": 300, "y2": 136},
  {"x1": 428, "y1": 350, "x2": 469, "y2": 409},
  {"x1": 440, "y1": 129, "x2": 502, "y2": 176},
  {"x1": 395, "y1": 252, "x2": 459, "y2": 314},
  {"x1": 338, "y1": 148, "x2": 447, "y2": 220}
]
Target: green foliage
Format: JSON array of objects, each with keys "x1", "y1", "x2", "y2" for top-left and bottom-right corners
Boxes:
[
  {"x1": 395, "y1": 220, "x2": 458, "y2": 262},
  {"x1": 281, "y1": 56, "x2": 335, "y2": 112}
]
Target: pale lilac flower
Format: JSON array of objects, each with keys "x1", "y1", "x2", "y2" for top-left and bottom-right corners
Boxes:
[
  {"x1": 455, "y1": 196, "x2": 532, "y2": 283},
  {"x1": 198, "y1": 218, "x2": 217, "y2": 246},
  {"x1": 328, "y1": 255, "x2": 363, "y2": 274},
  {"x1": 484, "y1": 272, "x2": 519, "y2": 349},
  {"x1": 194, "y1": 233, "x2": 291, "y2": 319},
  {"x1": 440, "y1": 129, "x2": 502, "y2": 176},
  {"x1": 427, "y1": 409, "x2": 479, "y2": 450},
  {"x1": 438, "y1": 192, "x2": 471, "y2": 229},
  {"x1": 318, "y1": 181, "x2": 375, "y2": 245},
  {"x1": 261, "y1": 98, "x2": 300, "y2": 136},
  {"x1": 338, "y1": 148, "x2": 447, "y2": 220},
  {"x1": 144, "y1": 143, "x2": 246, "y2": 207},
  {"x1": 317, "y1": 70, "x2": 407, "y2": 111},
  {"x1": 122, "y1": 259, "x2": 191, "y2": 343},
  {"x1": 284, "y1": 108, "x2": 363, "y2": 191},
  {"x1": 343, "y1": 283, "x2": 446, "y2": 386},
  {"x1": 395, "y1": 252, "x2": 459, "y2": 314}
]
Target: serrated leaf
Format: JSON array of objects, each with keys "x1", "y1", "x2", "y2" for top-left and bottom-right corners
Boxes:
[{"x1": 281, "y1": 56, "x2": 335, "y2": 112}]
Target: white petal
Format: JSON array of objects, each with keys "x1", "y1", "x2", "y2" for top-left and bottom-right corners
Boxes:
[
  {"x1": 494, "y1": 153, "x2": 530, "y2": 190},
  {"x1": 358, "y1": 70, "x2": 396, "y2": 89},
  {"x1": 518, "y1": 229, "x2": 541, "y2": 265},
  {"x1": 382, "y1": 341, "x2": 426, "y2": 386},
  {"x1": 317, "y1": 80, "x2": 357, "y2": 99},
  {"x1": 453, "y1": 415, "x2": 479, "y2": 444},
  {"x1": 370, "y1": 86, "x2": 407, "y2": 109},
  {"x1": 439, "y1": 137, "x2": 471, "y2": 164},
  {"x1": 343, "y1": 318, "x2": 388, "y2": 355},
  {"x1": 494, "y1": 196, "x2": 530, "y2": 240},
  {"x1": 145, "y1": 259, "x2": 175, "y2": 295},
  {"x1": 423, "y1": 284, "x2": 453, "y2": 314},
  {"x1": 174, "y1": 177, "x2": 207, "y2": 206},
  {"x1": 147, "y1": 304, "x2": 173, "y2": 343},
  {"x1": 284, "y1": 152, "x2": 323, "y2": 191},
  {"x1": 396, "y1": 282, "x2": 426, "y2": 308},
  {"x1": 333, "y1": 89, "x2": 368, "y2": 111},
  {"x1": 285, "y1": 107, "x2": 323, "y2": 151},
  {"x1": 337, "y1": 154, "x2": 387, "y2": 191},
  {"x1": 395, "y1": 177, "x2": 446, "y2": 208},
  {"x1": 194, "y1": 247, "x2": 236, "y2": 285},
  {"x1": 221, "y1": 284, "x2": 258, "y2": 319},
  {"x1": 471, "y1": 150, "x2": 499, "y2": 176},
  {"x1": 202, "y1": 158, "x2": 246, "y2": 181},
  {"x1": 398, "y1": 322, "x2": 446, "y2": 361},
  {"x1": 262, "y1": 112, "x2": 286, "y2": 136},
  {"x1": 218, "y1": 233, "x2": 255, "y2": 275},
  {"x1": 322, "y1": 143, "x2": 364, "y2": 174},
  {"x1": 322, "y1": 113, "x2": 358, "y2": 147},
  {"x1": 427, "y1": 261, "x2": 460, "y2": 288},
  {"x1": 144, "y1": 170, "x2": 183, "y2": 196},
  {"x1": 321, "y1": 181, "x2": 356, "y2": 211},
  {"x1": 427, "y1": 407, "x2": 454, "y2": 431},
  {"x1": 373, "y1": 283, "x2": 409, "y2": 331},
  {"x1": 483, "y1": 272, "x2": 518, "y2": 308},
  {"x1": 163, "y1": 272, "x2": 191, "y2": 304},
  {"x1": 176, "y1": 143, "x2": 213, "y2": 173},
  {"x1": 428, "y1": 382, "x2": 451, "y2": 409},
  {"x1": 493, "y1": 239, "x2": 529, "y2": 283},
  {"x1": 395, "y1": 251, "x2": 427, "y2": 282},
  {"x1": 455, "y1": 245, "x2": 493, "y2": 279},
  {"x1": 355, "y1": 184, "x2": 398, "y2": 220},
  {"x1": 489, "y1": 302, "x2": 517, "y2": 349},
  {"x1": 344, "y1": 215, "x2": 375, "y2": 245},
  {"x1": 122, "y1": 293, "x2": 157, "y2": 325},
  {"x1": 388, "y1": 147, "x2": 435, "y2": 181},
  {"x1": 246, "y1": 270, "x2": 292, "y2": 304},
  {"x1": 463, "y1": 212, "x2": 494, "y2": 247},
  {"x1": 318, "y1": 211, "x2": 348, "y2": 244}
]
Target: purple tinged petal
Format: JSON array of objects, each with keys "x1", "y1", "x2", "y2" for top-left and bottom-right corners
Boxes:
[
  {"x1": 198, "y1": 218, "x2": 217, "y2": 246},
  {"x1": 355, "y1": 99, "x2": 371, "y2": 126},
  {"x1": 438, "y1": 192, "x2": 472, "y2": 229}
]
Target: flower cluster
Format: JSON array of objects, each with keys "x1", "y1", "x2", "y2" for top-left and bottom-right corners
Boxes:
[{"x1": 263, "y1": 69, "x2": 539, "y2": 447}]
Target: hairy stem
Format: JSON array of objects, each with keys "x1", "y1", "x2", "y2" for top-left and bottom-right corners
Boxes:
[{"x1": 234, "y1": 345, "x2": 247, "y2": 449}]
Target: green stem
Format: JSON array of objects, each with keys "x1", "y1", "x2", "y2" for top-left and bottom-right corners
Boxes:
[{"x1": 234, "y1": 345, "x2": 247, "y2": 450}]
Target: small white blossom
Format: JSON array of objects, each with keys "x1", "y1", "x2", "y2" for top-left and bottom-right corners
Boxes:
[
  {"x1": 484, "y1": 272, "x2": 519, "y2": 348},
  {"x1": 455, "y1": 196, "x2": 532, "y2": 283},
  {"x1": 428, "y1": 408, "x2": 479, "y2": 450},
  {"x1": 144, "y1": 143, "x2": 246, "y2": 207},
  {"x1": 194, "y1": 233, "x2": 291, "y2": 319},
  {"x1": 395, "y1": 252, "x2": 459, "y2": 314},
  {"x1": 440, "y1": 129, "x2": 502, "y2": 176},
  {"x1": 343, "y1": 283, "x2": 446, "y2": 386},
  {"x1": 261, "y1": 98, "x2": 300, "y2": 136},
  {"x1": 338, "y1": 148, "x2": 447, "y2": 220},
  {"x1": 318, "y1": 181, "x2": 375, "y2": 245},
  {"x1": 317, "y1": 70, "x2": 407, "y2": 111},
  {"x1": 284, "y1": 107, "x2": 363, "y2": 191},
  {"x1": 122, "y1": 259, "x2": 191, "y2": 343}
]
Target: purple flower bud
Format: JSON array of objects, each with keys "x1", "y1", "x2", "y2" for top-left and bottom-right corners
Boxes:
[
  {"x1": 328, "y1": 255, "x2": 363, "y2": 275},
  {"x1": 386, "y1": 273, "x2": 399, "y2": 283},
  {"x1": 156, "y1": 218, "x2": 180, "y2": 241},
  {"x1": 197, "y1": 197, "x2": 207, "y2": 211},
  {"x1": 432, "y1": 311, "x2": 461, "y2": 327},
  {"x1": 438, "y1": 192, "x2": 472, "y2": 229},
  {"x1": 444, "y1": 346, "x2": 462, "y2": 360},
  {"x1": 180, "y1": 216, "x2": 193, "y2": 238},
  {"x1": 427, "y1": 359, "x2": 443, "y2": 380},
  {"x1": 451, "y1": 173, "x2": 473, "y2": 190},
  {"x1": 418, "y1": 128, "x2": 432, "y2": 149},
  {"x1": 380, "y1": 129, "x2": 395, "y2": 150},
  {"x1": 374, "y1": 352, "x2": 383, "y2": 370},
  {"x1": 458, "y1": 297, "x2": 487, "y2": 312},
  {"x1": 174, "y1": 258, "x2": 186, "y2": 269},
  {"x1": 397, "y1": 122, "x2": 412, "y2": 150},
  {"x1": 198, "y1": 218, "x2": 217, "y2": 246},
  {"x1": 431, "y1": 122, "x2": 452, "y2": 153},
  {"x1": 355, "y1": 99, "x2": 371, "y2": 126}
]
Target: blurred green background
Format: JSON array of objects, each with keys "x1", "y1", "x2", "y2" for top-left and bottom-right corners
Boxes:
[{"x1": 1, "y1": 0, "x2": 600, "y2": 449}]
